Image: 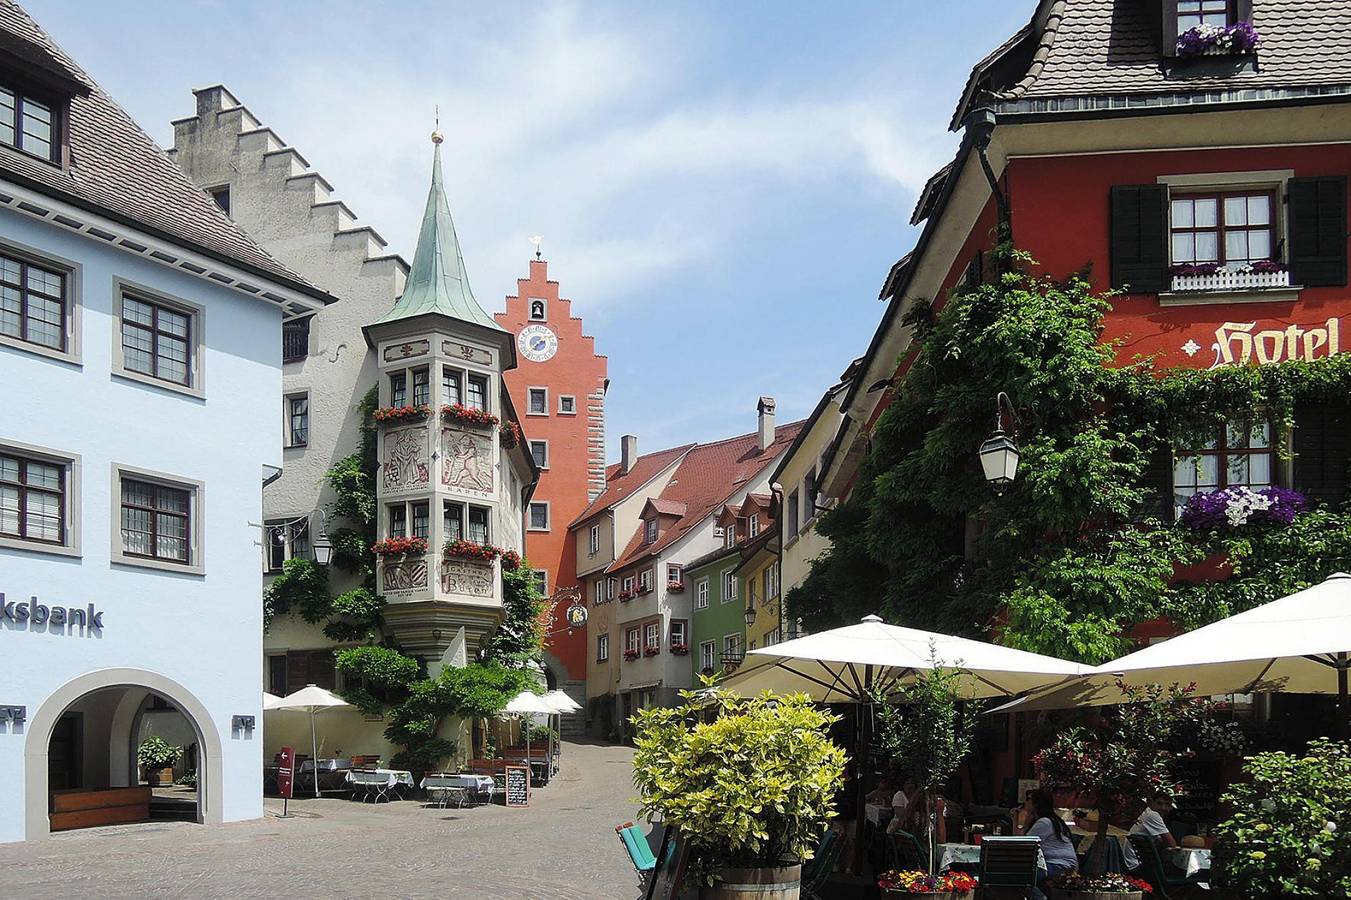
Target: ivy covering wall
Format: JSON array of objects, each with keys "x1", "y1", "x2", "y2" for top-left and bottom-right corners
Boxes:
[{"x1": 788, "y1": 245, "x2": 1351, "y2": 663}]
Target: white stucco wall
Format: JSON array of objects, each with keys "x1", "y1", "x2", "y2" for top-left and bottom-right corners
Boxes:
[{"x1": 0, "y1": 207, "x2": 281, "y2": 842}]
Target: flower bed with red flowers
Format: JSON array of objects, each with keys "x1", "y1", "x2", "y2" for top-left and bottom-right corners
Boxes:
[
  {"x1": 670, "y1": 643, "x2": 689, "y2": 656},
  {"x1": 444, "y1": 539, "x2": 502, "y2": 563},
  {"x1": 618, "y1": 590, "x2": 635, "y2": 601},
  {"x1": 637, "y1": 584, "x2": 652, "y2": 595},
  {"x1": 878, "y1": 869, "x2": 977, "y2": 895},
  {"x1": 371, "y1": 536, "x2": 428, "y2": 557},
  {"x1": 666, "y1": 581, "x2": 685, "y2": 593},
  {"x1": 441, "y1": 404, "x2": 500, "y2": 428},
  {"x1": 373, "y1": 404, "x2": 432, "y2": 423},
  {"x1": 643, "y1": 646, "x2": 660, "y2": 657},
  {"x1": 1045, "y1": 871, "x2": 1153, "y2": 895},
  {"x1": 500, "y1": 549, "x2": 521, "y2": 570},
  {"x1": 499, "y1": 420, "x2": 522, "y2": 449},
  {"x1": 623, "y1": 649, "x2": 641, "y2": 661}
]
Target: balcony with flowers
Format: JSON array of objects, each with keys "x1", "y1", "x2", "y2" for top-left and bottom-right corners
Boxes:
[
  {"x1": 373, "y1": 403, "x2": 432, "y2": 425},
  {"x1": 1170, "y1": 260, "x2": 1290, "y2": 294},
  {"x1": 371, "y1": 536, "x2": 428, "y2": 557}
]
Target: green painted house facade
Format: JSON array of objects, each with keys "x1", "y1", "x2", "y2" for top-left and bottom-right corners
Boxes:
[{"x1": 686, "y1": 545, "x2": 746, "y2": 683}]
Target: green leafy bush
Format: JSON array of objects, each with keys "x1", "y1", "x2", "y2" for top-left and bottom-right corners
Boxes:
[
  {"x1": 632, "y1": 688, "x2": 846, "y2": 885},
  {"x1": 264, "y1": 557, "x2": 332, "y2": 625},
  {"x1": 1216, "y1": 738, "x2": 1351, "y2": 897},
  {"x1": 137, "y1": 736, "x2": 181, "y2": 770}
]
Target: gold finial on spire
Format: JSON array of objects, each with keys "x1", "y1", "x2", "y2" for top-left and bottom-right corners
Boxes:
[
  {"x1": 431, "y1": 104, "x2": 443, "y2": 144},
  {"x1": 529, "y1": 235, "x2": 543, "y2": 260}
]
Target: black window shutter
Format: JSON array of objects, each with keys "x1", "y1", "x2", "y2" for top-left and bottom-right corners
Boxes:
[
  {"x1": 1162, "y1": 0, "x2": 1180, "y2": 56},
  {"x1": 1294, "y1": 404, "x2": 1350, "y2": 507},
  {"x1": 1289, "y1": 176, "x2": 1348, "y2": 287},
  {"x1": 1235, "y1": 0, "x2": 1253, "y2": 24},
  {"x1": 285, "y1": 650, "x2": 309, "y2": 694},
  {"x1": 966, "y1": 250, "x2": 984, "y2": 287},
  {"x1": 308, "y1": 650, "x2": 336, "y2": 691},
  {"x1": 1111, "y1": 184, "x2": 1169, "y2": 293},
  {"x1": 1137, "y1": 444, "x2": 1176, "y2": 521}
]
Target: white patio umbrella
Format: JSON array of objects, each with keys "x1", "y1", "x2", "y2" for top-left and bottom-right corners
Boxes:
[
  {"x1": 504, "y1": 690, "x2": 557, "y2": 780},
  {"x1": 263, "y1": 691, "x2": 284, "y2": 710},
  {"x1": 272, "y1": 684, "x2": 351, "y2": 797},
  {"x1": 992, "y1": 572, "x2": 1351, "y2": 737},
  {"x1": 542, "y1": 691, "x2": 581, "y2": 776}
]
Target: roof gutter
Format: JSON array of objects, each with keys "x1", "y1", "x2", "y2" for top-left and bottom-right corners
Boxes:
[{"x1": 965, "y1": 106, "x2": 1010, "y2": 237}]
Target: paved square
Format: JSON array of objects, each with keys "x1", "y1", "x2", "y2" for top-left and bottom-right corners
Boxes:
[{"x1": 6, "y1": 741, "x2": 644, "y2": 899}]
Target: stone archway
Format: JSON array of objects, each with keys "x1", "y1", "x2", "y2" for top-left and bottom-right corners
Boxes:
[{"x1": 23, "y1": 669, "x2": 224, "y2": 841}]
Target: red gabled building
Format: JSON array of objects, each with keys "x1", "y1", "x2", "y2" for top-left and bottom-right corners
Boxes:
[{"x1": 495, "y1": 258, "x2": 607, "y2": 720}]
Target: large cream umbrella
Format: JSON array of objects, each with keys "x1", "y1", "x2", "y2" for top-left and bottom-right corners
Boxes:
[
  {"x1": 272, "y1": 684, "x2": 351, "y2": 797},
  {"x1": 542, "y1": 691, "x2": 582, "y2": 775},
  {"x1": 504, "y1": 690, "x2": 558, "y2": 781},
  {"x1": 263, "y1": 692, "x2": 284, "y2": 710},
  {"x1": 992, "y1": 572, "x2": 1351, "y2": 737}
]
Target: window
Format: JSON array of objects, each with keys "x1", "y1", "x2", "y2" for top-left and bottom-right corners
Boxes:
[
  {"x1": 804, "y1": 466, "x2": 817, "y2": 518},
  {"x1": 1171, "y1": 192, "x2": 1274, "y2": 268},
  {"x1": 747, "y1": 576, "x2": 759, "y2": 605},
  {"x1": 639, "y1": 569, "x2": 653, "y2": 592},
  {"x1": 265, "y1": 518, "x2": 309, "y2": 573},
  {"x1": 285, "y1": 394, "x2": 309, "y2": 448},
  {"x1": 0, "y1": 450, "x2": 65, "y2": 546},
  {"x1": 1173, "y1": 418, "x2": 1274, "y2": 516},
  {"x1": 530, "y1": 440, "x2": 549, "y2": 469},
  {"x1": 696, "y1": 578, "x2": 709, "y2": 609},
  {"x1": 529, "y1": 501, "x2": 550, "y2": 531},
  {"x1": 120, "y1": 294, "x2": 192, "y2": 387},
  {"x1": 748, "y1": 514, "x2": 760, "y2": 538},
  {"x1": 722, "y1": 633, "x2": 743, "y2": 664},
  {"x1": 626, "y1": 627, "x2": 641, "y2": 654},
  {"x1": 596, "y1": 632, "x2": 609, "y2": 662},
  {"x1": 593, "y1": 580, "x2": 604, "y2": 604},
  {"x1": 765, "y1": 627, "x2": 782, "y2": 647},
  {"x1": 208, "y1": 185, "x2": 230, "y2": 215},
  {"x1": 1177, "y1": 0, "x2": 1231, "y2": 32},
  {"x1": 787, "y1": 489, "x2": 800, "y2": 535},
  {"x1": 700, "y1": 640, "x2": 716, "y2": 672},
  {"x1": 0, "y1": 85, "x2": 56, "y2": 161},
  {"x1": 529, "y1": 299, "x2": 547, "y2": 320},
  {"x1": 388, "y1": 504, "x2": 407, "y2": 538},
  {"x1": 466, "y1": 373, "x2": 488, "y2": 411},
  {"x1": 764, "y1": 560, "x2": 780, "y2": 599},
  {"x1": 389, "y1": 372, "x2": 408, "y2": 407},
  {"x1": 607, "y1": 577, "x2": 617, "y2": 600},
  {"x1": 645, "y1": 622, "x2": 660, "y2": 650},
  {"x1": 444, "y1": 502, "x2": 463, "y2": 542},
  {"x1": 442, "y1": 368, "x2": 462, "y2": 406},
  {"x1": 670, "y1": 619, "x2": 687, "y2": 647},
  {"x1": 559, "y1": 395, "x2": 576, "y2": 414},
  {"x1": 468, "y1": 505, "x2": 490, "y2": 544},
  {"x1": 0, "y1": 251, "x2": 66, "y2": 352},
  {"x1": 666, "y1": 563, "x2": 682, "y2": 584},
  {"x1": 588, "y1": 523, "x2": 600, "y2": 555},
  {"x1": 644, "y1": 517, "x2": 658, "y2": 544},
  {"x1": 267, "y1": 654, "x2": 288, "y2": 697},
  {"x1": 282, "y1": 317, "x2": 309, "y2": 362},
  {"x1": 411, "y1": 368, "x2": 430, "y2": 406},
  {"x1": 528, "y1": 388, "x2": 548, "y2": 415},
  {"x1": 725, "y1": 523, "x2": 736, "y2": 548},
  {"x1": 120, "y1": 477, "x2": 191, "y2": 564},
  {"x1": 722, "y1": 569, "x2": 737, "y2": 602},
  {"x1": 622, "y1": 575, "x2": 635, "y2": 594},
  {"x1": 411, "y1": 501, "x2": 430, "y2": 540},
  {"x1": 531, "y1": 569, "x2": 548, "y2": 595}
]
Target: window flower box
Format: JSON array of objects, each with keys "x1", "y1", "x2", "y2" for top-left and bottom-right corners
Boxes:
[
  {"x1": 670, "y1": 643, "x2": 689, "y2": 656},
  {"x1": 373, "y1": 404, "x2": 431, "y2": 424},
  {"x1": 637, "y1": 584, "x2": 653, "y2": 595},
  {"x1": 618, "y1": 590, "x2": 635, "y2": 601},
  {"x1": 666, "y1": 581, "x2": 686, "y2": 593},
  {"x1": 1170, "y1": 262, "x2": 1290, "y2": 293},
  {"x1": 1179, "y1": 486, "x2": 1306, "y2": 530},
  {"x1": 441, "y1": 403, "x2": 500, "y2": 428},
  {"x1": 1176, "y1": 21, "x2": 1260, "y2": 58},
  {"x1": 371, "y1": 536, "x2": 428, "y2": 557},
  {"x1": 444, "y1": 539, "x2": 501, "y2": 562},
  {"x1": 643, "y1": 646, "x2": 660, "y2": 658},
  {"x1": 499, "y1": 421, "x2": 522, "y2": 449},
  {"x1": 500, "y1": 549, "x2": 521, "y2": 571},
  {"x1": 623, "y1": 649, "x2": 641, "y2": 662}
]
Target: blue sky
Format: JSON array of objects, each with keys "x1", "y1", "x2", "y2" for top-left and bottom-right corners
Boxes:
[{"x1": 26, "y1": 0, "x2": 1029, "y2": 458}]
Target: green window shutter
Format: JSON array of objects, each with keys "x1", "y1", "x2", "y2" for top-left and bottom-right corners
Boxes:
[
  {"x1": 307, "y1": 650, "x2": 336, "y2": 691},
  {"x1": 1162, "y1": 0, "x2": 1180, "y2": 57},
  {"x1": 1110, "y1": 185, "x2": 1168, "y2": 293},
  {"x1": 285, "y1": 650, "x2": 309, "y2": 695},
  {"x1": 1288, "y1": 176, "x2": 1348, "y2": 288},
  {"x1": 1293, "y1": 404, "x2": 1350, "y2": 507}
]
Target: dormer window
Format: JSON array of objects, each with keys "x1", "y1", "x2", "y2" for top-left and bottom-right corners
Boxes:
[
  {"x1": 644, "y1": 517, "x2": 658, "y2": 544},
  {"x1": 0, "y1": 84, "x2": 56, "y2": 162},
  {"x1": 1177, "y1": 0, "x2": 1231, "y2": 32},
  {"x1": 748, "y1": 514, "x2": 760, "y2": 538}
]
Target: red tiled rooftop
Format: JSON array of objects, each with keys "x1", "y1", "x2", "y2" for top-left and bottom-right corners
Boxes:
[{"x1": 568, "y1": 443, "x2": 694, "y2": 528}]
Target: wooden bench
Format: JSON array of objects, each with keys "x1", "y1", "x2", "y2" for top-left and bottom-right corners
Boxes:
[{"x1": 50, "y1": 787, "x2": 152, "y2": 831}]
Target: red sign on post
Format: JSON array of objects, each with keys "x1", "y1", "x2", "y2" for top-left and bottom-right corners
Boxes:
[{"x1": 276, "y1": 746, "x2": 295, "y2": 799}]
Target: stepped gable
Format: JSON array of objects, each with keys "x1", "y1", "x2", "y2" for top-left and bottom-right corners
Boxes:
[
  {"x1": 608, "y1": 420, "x2": 805, "y2": 572},
  {"x1": 170, "y1": 85, "x2": 408, "y2": 302},
  {"x1": 0, "y1": 3, "x2": 323, "y2": 302}
]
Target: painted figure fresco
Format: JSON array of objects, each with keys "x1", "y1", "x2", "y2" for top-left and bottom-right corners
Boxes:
[
  {"x1": 383, "y1": 427, "x2": 429, "y2": 490},
  {"x1": 441, "y1": 429, "x2": 493, "y2": 493}
]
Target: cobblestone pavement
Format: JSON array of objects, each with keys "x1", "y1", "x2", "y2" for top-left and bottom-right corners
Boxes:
[{"x1": 6, "y1": 740, "x2": 645, "y2": 900}]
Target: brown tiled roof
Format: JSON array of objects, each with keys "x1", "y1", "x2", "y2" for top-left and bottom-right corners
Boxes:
[
  {"x1": 958, "y1": 0, "x2": 1351, "y2": 124},
  {"x1": 0, "y1": 2, "x2": 327, "y2": 302},
  {"x1": 644, "y1": 497, "x2": 688, "y2": 518},
  {"x1": 608, "y1": 421, "x2": 806, "y2": 573},
  {"x1": 568, "y1": 443, "x2": 694, "y2": 528}
]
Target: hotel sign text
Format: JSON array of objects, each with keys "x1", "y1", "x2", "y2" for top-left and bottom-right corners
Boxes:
[{"x1": 1210, "y1": 318, "x2": 1341, "y2": 368}]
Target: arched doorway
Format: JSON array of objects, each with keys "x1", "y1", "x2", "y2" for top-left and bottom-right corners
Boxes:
[{"x1": 23, "y1": 669, "x2": 223, "y2": 840}]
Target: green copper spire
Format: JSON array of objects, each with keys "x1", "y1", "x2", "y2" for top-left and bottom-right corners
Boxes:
[{"x1": 374, "y1": 136, "x2": 505, "y2": 332}]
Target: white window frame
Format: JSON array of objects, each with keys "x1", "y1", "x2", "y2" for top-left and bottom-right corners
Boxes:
[
  {"x1": 700, "y1": 640, "x2": 716, "y2": 672},
  {"x1": 596, "y1": 632, "x2": 609, "y2": 661},
  {"x1": 531, "y1": 568, "x2": 548, "y2": 595},
  {"x1": 112, "y1": 280, "x2": 205, "y2": 399},
  {"x1": 644, "y1": 517, "x2": 658, "y2": 544},
  {"x1": 645, "y1": 622, "x2": 660, "y2": 650},
  {"x1": 696, "y1": 577, "x2": 709, "y2": 609},
  {"x1": 527, "y1": 386, "x2": 549, "y2": 417},
  {"x1": 725, "y1": 523, "x2": 736, "y2": 548},
  {"x1": 670, "y1": 619, "x2": 687, "y2": 647},
  {"x1": 529, "y1": 439, "x2": 549, "y2": 470},
  {"x1": 622, "y1": 575, "x2": 635, "y2": 594},
  {"x1": 666, "y1": 563, "x2": 682, "y2": 584},
  {"x1": 639, "y1": 568, "x2": 653, "y2": 592},
  {"x1": 0, "y1": 238, "x2": 82, "y2": 365},
  {"x1": 528, "y1": 500, "x2": 550, "y2": 532},
  {"x1": 593, "y1": 579, "x2": 604, "y2": 604},
  {"x1": 264, "y1": 517, "x2": 310, "y2": 574},
  {"x1": 748, "y1": 513, "x2": 759, "y2": 537},
  {"x1": 607, "y1": 577, "x2": 617, "y2": 601},
  {"x1": 723, "y1": 632, "x2": 742, "y2": 659},
  {"x1": 588, "y1": 523, "x2": 600, "y2": 555},
  {"x1": 626, "y1": 627, "x2": 641, "y2": 654},
  {"x1": 111, "y1": 462, "x2": 204, "y2": 575},
  {"x1": 558, "y1": 394, "x2": 577, "y2": 415},
  {"x1": 0, "y1": 439, "x2": 81, "y2": 558},
  {"x1": 722, "y1": 569, "x2": 737, "y2": 603}
]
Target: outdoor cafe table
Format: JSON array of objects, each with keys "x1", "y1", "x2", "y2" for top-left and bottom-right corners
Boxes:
[
  {"x1": 297, "y1": 758, "x2": 352, "y2": 793},
  {"x1": 421, "y1": 773, "x2": 495, "y2": 807},
  {"x1": 1171, "y1": 847, "x2": 1212, "y2": 878},
  {"x1": 936, "y1": 842, "x2": 1046, "y2": 874},
  {"x1": 1072, "y1": 822, "x2": 1132, "y2": 861}
]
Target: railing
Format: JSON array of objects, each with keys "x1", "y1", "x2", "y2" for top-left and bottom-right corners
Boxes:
[
  {"x1": 1170, "y1": 268, "x2": 1291, "y2": 293},
  {"x1": 720, "y1": 650, "x2": 745, "y2": 668},
  {"x1": 282, "y1": 318, "x2": 311, "y2": 362}
]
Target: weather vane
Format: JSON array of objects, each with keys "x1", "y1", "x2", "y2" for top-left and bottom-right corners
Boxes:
[
  {"x1": 529, "y1": 235, "x2": 543, "y2": 260},
  {"x1": 431, "y1": 104, "x2": 443, "y2": 145}
]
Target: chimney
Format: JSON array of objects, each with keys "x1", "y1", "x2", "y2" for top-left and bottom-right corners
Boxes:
[
  {"x1": 757, "y1": 397, "x2": 776, "y2": 451},
  {"x1": 621, "y1": 435, "x2": 639, "y2": 474}
]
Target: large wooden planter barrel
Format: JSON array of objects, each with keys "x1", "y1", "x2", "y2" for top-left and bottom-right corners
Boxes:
[
  {"x1": 700, "y1": 863, "x2": 801, "y2": 900},
  {"x1": 881, "y1": 892, "x2": 974, "y2": 900},
  {"x1": 1050, "y1": 891, "x2": 1143, "y2": 900}
]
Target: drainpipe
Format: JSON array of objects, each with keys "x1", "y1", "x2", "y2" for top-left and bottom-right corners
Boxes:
[{"x1": 963, "y1": 106, "x2": 1011, "y2": 243}]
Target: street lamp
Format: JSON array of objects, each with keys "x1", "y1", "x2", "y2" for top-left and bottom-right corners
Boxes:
[
  {"x1": 311, "y1": 528, "x2": 334, "y2": 566},
  {"x1": 744, "y1": 604, "x2": 757, "y2": 627},
  {"x1": 979, "y1": 391, "x2": 1021, "y2": 494}
]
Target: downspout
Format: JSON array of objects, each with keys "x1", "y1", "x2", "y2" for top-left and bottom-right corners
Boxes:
[{"x1": 963, "y1": 106, "x2": 1011, "y2": 246}]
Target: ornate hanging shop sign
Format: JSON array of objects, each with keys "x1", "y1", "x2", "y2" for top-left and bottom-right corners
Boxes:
[{"x1": 1188, "y1": 318, "x2": 1342, "y2": 369}]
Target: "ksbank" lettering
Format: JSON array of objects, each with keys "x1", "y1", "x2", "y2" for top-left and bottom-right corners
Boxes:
[{"x1": 0, "y1": 593, "x2": 104, "y2": 630}]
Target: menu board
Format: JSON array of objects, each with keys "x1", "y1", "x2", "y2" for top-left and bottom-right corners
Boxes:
[
  {"x1": 1174, "y1": 757, "x2": 1222, "y2": 821},
  {"x1": 504, "y1": 765, "x2": 530, "y2": 807}
]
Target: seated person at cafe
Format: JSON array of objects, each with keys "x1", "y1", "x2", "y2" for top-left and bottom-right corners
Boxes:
[
  {"x1": 865, "y1": 775, "x2": 894, "y2": 807},
  {"x1": 1123, "y1": 792, "x2": 1180, "y2": 872},
  {"x1": 1014, "y1": 789, "x2": 1078, "y2": 896},
  {"x1": 887, "y1": 776, "x2": 950, "y2": 843}
]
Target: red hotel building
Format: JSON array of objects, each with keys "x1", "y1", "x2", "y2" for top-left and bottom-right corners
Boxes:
[{"x1": 496, "y1": 258, "x2": 608, "y2": 719}]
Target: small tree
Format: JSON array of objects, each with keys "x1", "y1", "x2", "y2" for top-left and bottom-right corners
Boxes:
[
  {"x1": 1034, "y1": 681, "x2": 1217, "y2": 874},
  {"x1": 875, "y1": 656, "x2": 982, "y2": 868},
  {"x1": 632, "y1": 687, "x2": 846, "y2": 887}
]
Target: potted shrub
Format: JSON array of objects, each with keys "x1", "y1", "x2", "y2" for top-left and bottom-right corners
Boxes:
[
  {"x1": 1045, "y1": 871, "x2": 1153, "y2": 899},
  {"x1": 632, "y1": 686, "x2": 846, "y2": 899},
  {"x1": 878, "y1": 869, "x2": 977, "y2": 898},
  {"x1": 138, "y1": 736, "x2": 181, "y2": 787}
]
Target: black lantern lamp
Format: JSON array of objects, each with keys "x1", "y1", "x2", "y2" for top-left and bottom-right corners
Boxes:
[
  {"x1": 978, "y1": 392, "x2": 1021, "y2": 494},
  {"x1": 743, "y1": 604, "x2": 757, "y2": 627}
]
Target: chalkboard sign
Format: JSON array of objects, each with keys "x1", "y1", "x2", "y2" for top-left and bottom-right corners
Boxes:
[
  {"x1": 504, "y1": 765, "x2": 530, "y2": 807},
  {"x1": 1174, "y1": 757, "x2": 1222, "y2": 821}
]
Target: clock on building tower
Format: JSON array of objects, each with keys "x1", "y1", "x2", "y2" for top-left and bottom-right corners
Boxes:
[{"x1": 518, "y1": 324, "x2": 558, "y2": 363}]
